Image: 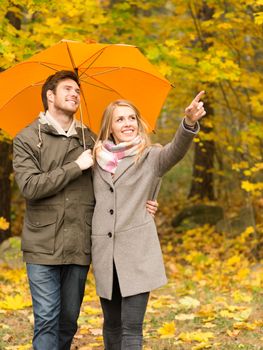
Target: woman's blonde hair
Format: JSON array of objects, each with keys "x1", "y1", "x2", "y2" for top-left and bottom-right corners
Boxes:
[{"x1": 94, "y1": 100, "x2": 151, "y2": 160}]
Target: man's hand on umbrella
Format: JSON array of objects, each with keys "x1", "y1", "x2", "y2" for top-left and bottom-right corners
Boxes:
[
  {"x1": 75, "y1": 149, "x2": 94, "y2": 170},
  {"x1": 184, "y1": 91, "x2": 206, "y2": 126}
]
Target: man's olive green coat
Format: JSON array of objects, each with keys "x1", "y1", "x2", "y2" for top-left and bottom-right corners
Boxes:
[
  {"x1": 91, "y1": 122, "x2": 199, "y2": 300},
  {"x1": 13, "y1": 115, "x2": 96, "y2": 265}
]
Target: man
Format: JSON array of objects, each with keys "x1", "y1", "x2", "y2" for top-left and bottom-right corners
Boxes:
[{"x1": 13, "y1": 70, "x2": 157, "y2": 350}]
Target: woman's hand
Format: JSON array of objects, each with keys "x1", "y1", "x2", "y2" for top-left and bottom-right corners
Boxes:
[
  {"x1": 146, "y1": 200, "x2": 158, "y2": 217},
  {"x1": 184, "y1": 91, "x2": 206, "y2": 126}
]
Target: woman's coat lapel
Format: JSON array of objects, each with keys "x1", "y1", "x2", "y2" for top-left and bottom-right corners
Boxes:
[{"x1": 96, "y1": 155, "x2": 136, "y2": 185}]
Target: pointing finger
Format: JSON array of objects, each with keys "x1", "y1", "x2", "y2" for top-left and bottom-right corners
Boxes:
[{"x1": 193, "y1": 90, "x2": 205, "y2": 103}]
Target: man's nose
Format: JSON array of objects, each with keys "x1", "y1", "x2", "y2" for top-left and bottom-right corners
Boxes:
[{"x1": 71, "y1": 89, "x2": 79, "y2": 97}]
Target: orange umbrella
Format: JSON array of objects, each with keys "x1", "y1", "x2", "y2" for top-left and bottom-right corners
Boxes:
[{"x1": 0, "y1": 39, "x2": 172, "y2": 138}]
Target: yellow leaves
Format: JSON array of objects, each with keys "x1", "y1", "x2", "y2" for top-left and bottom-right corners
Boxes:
[
  {"x1": 178, "y1": 331, "x2": 214, "y2": 343},
  {"x1": 5, "y1": 344, "x2": 32, "y2": 350},
  {"x1": 146, "y1": 46, "x2": 161, "y2": 61},
  {"x1": 164, "y1": 39, "x2": 179, "y2": 48},
  {"x1": 233, "y1": 308, "x2": 252, "y2": 322},
  {"x1": 227, "y1": 329, "x2": 240, "y2": 337},
  {"x1": 232, "y1": 161, "x2": 249, "y2": 172},
  {"x1": 175, "y1": 313, "x2": 196, "y2": 321},
  {"x1": 157, "y1": 62, "x2": 173, "y2": 77},
  {"x1": 241, "y1": 180, "x2": 263, "y2": 196},
  {"x1": 233, "y1": 321, "x2": 257, "y2": 330},
  {"x1": 0, "y1": 217, "x2": 10, "y2": 230},
  {"x1": 219, "y1": 307, "x2": 252, "y2": 322},
  {"x1": 0, "y1": 267, "x2": 26, "y2": 284},
  {"x1": 232, "y1": 290, "x2": 252, "y2": 303},
  {"x1": 78, "y1": 342, "x2": 102, "y2": 350},
  {"x1": 45, "y1": 17, "x2": 62, "y2": 28},
  {"x1": 226, "y1": 255, "x2": 241, "y2": 267},
  {"x1": 83, "y1": 305, "x2": 101, "y2": 316},
  {"x1": 192, "y1": 343, "x2": 212, "y2": 350},
  {"x1": 0, "y1": 294, "x2": 31, "y2": 310},
  {"x1": 198, "y1": 49, "x2": 241, "y2": 83},
  {"x1": 197, "y1": 305, "x2": 216, "y2": 319},
  {"x1": 251, "y1": 162, "x2": 263, "y2": 172},
  {"x1": 232, "y1": 161, "x2": 263, "y2": 197},
  {"x1": 178, "y1": 296, "x2": 200, "y2": 309},
  {"x1": 254, "y1": 12, "x2": 263, "y2": 25},
  {"x1": 250, "y1": 92, "x2": 263, "y2": 113},
  {"x1": 157, "y1": 321, "x2": 176, "y2": 338},
  {"x1": 217, "y1": 23, "x2": 233, "y2": 30}
]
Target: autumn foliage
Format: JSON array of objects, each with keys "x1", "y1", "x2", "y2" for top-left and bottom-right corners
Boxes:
[{"x1": 0, "y1": 0, "x2": 262, "y2": 349}]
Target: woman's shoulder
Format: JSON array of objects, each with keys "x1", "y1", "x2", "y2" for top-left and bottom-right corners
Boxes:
[{"x1": 140, "y1": 144, "x2": 163, "y2": 161}]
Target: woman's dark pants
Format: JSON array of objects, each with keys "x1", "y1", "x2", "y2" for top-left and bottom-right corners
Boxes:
[{"x1": 100, "y1": 266, "x2": 149, "y2": 350}]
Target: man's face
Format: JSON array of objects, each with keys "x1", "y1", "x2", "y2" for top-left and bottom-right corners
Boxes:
[{"x1": 48, "y1": 78, "x2": 80, "y2": 115}]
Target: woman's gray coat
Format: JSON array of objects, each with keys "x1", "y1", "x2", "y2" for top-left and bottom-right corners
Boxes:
[{"x1": 91, "y1": 122, "x2": 198, "y2": 300}]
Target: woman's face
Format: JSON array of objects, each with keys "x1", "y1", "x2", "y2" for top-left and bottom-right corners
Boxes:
[{"x1": 110, "y1": 105, "x2": 139, "y2": 144}]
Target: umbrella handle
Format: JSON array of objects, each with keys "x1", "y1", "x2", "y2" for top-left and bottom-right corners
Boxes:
[{"x1": 79, "y1": 103, "x2": 86, "y2": 150}]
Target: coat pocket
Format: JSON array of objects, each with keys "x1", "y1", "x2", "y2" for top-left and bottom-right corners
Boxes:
[{"x1": 22, "y1": 209, "x2": 57, "y2": 254}]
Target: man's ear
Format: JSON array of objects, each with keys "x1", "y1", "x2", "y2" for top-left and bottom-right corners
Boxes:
[{"x1": 46, "y1": 90, "x2": 54, "y2": 104}]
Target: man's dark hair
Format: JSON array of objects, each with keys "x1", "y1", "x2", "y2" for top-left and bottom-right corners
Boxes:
[{"x1": 41, "y1": 70, "x2": 80, "y2": 111}]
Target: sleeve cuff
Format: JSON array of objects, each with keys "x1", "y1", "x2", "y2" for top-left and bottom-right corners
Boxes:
[{"x1": 182, "y1": 118, "x2": 200, "y2": 134}]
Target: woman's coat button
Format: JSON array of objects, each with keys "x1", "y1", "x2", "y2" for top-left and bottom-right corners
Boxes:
[
  {"x1": 109, "y1": 209, "x2": 114, "y2": 215},
  {"x1": 108, "y1": 232, "x2": 112, "y2": 238},
  {"x1": 109, "y1": 187, "x2": 114, "y2": 192}
]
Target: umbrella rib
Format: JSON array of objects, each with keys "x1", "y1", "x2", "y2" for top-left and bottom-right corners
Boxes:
[
  {"x1": 78, "y1": 48, "x2": 108, "y2": 79},
  {"x1": 11, "y1": 61, "x2": 172, "y2": 88},
  {"x1": 82, "y1": 67, "x2": 122, "y2": 77},
  {"x1": 80, "y1": 66, "x2": 172, "y2": 87},
  {"x1": 0, "y1": 82, "x2": 45, "y2": 110},
  {"x1": 65, "y1": 41, "x2": 78, "y2": 75},
  {"x1": 29, "y1": 62, "x2": 72, "y2": 72},
  {"x1": 80, "y1": 80, "x2": 116, "y2": 92},
  {"x1": 80, "y1": 75, "x2": 125, "y2": 97}
]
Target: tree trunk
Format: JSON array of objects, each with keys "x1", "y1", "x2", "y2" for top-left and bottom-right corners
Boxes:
[
  {"x1": 0, "y1": 8, "x2": 21, "y2": 243},
  {"x1": 0, "y1": 140, "x2": 12, "y2": 243},
  {"x1": 188, "y1": 101, "x2": 215, "y2": 200},
  {"x1": 188, "y1": 2, "x2": 216, "y2": 200}
]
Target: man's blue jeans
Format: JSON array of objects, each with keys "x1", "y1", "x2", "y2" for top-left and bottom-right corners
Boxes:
[{"x1": 26, "y1": 263, "x2": 89, "y2": 350}]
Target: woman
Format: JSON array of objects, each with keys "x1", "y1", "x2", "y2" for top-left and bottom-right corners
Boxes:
[{"x1": 91, "y1": 92, "x2": 206, "y2": 349}]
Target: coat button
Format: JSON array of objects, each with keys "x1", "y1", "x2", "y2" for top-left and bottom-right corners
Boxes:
[
  {"x1": 110, "y1": 187, "x2": 114, "y2": 192},
  {"x1": 108, "y1": 232, "x2": 112, "y2": 238},
  {"x1": 109, "y1": 209, "x2": 114, "y2": 215}
]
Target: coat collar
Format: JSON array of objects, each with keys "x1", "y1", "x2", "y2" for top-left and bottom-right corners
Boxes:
[
  {"x1": 96, "y1": 155, "x2": 136, "y2": 185},
  {"x1": 37, "y1": 112, "x2": 95, "y2": 148}
]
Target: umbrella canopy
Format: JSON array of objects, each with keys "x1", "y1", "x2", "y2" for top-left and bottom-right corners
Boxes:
[{"x1": 0, "y1": 39, "x2": 172, "y2": 137}]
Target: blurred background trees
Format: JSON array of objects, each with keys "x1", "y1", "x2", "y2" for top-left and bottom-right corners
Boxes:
[{"x1": 0, "y1": 0, "x2": 262, "y2": 246}]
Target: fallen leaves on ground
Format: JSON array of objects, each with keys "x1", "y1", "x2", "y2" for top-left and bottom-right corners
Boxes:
[{"x1": 0, "y1": 217, "x2": 262, "y2": 349}]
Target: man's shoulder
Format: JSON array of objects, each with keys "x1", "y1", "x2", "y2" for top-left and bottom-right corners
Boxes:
[
  {"x1": 75, "y1": 121, "x2": 97, "y2": 145},
  {"x1": 14, "y1": 118, "x2": 40, "y2": 141}
]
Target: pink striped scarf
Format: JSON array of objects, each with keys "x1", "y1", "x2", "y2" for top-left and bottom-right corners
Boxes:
[{"x1": 96, "y1": 136, "x2": 143, "y2": 174}]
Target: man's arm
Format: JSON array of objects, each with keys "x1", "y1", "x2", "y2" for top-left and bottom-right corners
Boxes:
[{"x1": 13, "y1": 136, "x2": 93, "y2": 200}]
